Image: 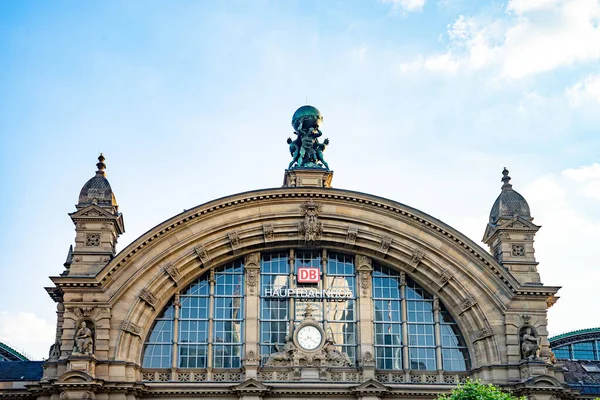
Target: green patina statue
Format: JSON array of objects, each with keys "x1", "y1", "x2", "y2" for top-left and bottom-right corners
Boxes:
[{"x1": 287, "y1": 105, "x2": 330, "y2": 170}]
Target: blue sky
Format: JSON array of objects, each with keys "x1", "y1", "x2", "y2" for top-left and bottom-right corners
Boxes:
[{"x1": 1, "y1": 0, "x2": 600, "y2": 359}]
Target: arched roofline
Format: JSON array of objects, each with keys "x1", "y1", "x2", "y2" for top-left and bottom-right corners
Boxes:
[
  {"x1": 0, "y1": 342, "x2": 29, "y2": 361},
  {"x1": 60, "y1": 187, "x2": 523, "y2": 293},
  {"x1": 550, "y1": 328, "x2": 600, "y2": 347}
]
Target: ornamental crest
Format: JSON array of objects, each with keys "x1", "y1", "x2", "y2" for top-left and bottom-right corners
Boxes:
[{"x1": 298, "y1": 200, "x2": 323, "y2": 243}]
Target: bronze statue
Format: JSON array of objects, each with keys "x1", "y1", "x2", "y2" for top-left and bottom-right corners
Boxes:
[
  {"x1": 287, "y1": 106, "x2": 330, "y2": 170},
  {"x1": 72, "y1": 321, "x2": 94, "y2": 356},
  {"x1": 520, "y1": 326, "x2": 540, "y2": 360}
]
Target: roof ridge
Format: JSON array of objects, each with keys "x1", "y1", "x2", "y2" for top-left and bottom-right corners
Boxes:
[
  {"x1": 0, "y1": 341, "x2": 30, "y2": 361},
  {"x1": 549, "y1": 327, "x2": 600, "y2": 342}
]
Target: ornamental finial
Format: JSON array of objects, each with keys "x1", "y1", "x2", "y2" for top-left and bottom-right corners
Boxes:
[
  {"x1": 96, "y1": 153, "x2": 106, "y2": 176},
  {"x1": 501, "y1": 167, "x2": 512, "y2": 190}
]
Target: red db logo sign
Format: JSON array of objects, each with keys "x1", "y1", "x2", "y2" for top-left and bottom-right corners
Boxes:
[{"x1": 297, "y1": 267, "x2": 320, "y2": 283}]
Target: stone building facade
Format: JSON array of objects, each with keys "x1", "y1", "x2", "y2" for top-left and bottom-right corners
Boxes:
[{"x1": 0, "y1": 145, "x2": 576, "y2": 399}]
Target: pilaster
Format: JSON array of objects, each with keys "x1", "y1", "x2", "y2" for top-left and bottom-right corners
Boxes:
[
  {"x1": 243, "y1": 252, "x2": 261, "y2": 379},
  {"x1": 356, "y1": 255, "x2": 375, "y2": 380}
]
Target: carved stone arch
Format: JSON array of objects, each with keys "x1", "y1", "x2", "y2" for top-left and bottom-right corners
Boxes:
[
  {"x1": 104, "y1": 188, "x2": 518, "y2": 367},
  {"x1": 528, "y1": 375, "x2": 564, "y2": 388},
  {"x1": 58, "y1": 370, "x2": 94, "y2": 383}
]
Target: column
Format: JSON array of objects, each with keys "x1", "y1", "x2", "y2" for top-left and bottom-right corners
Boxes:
[
  {"x1": 207, "y1": 269, "x2": 215, "y2": 379},
  {"x1": 289, "y1": 248, "x2": 295, "y2": 330},
  {"x1": 400, "y1": 272, "x2": 410, "y2": 382},
  {"x1": 171, "y1": 293, "x2": 181, "y2": 379},
  {"x1": 434, "y1": 296, "x2": 443, "y2": 381},
  {"x1": 322, "y1": 248, "x2": 329, "y2": 335}
]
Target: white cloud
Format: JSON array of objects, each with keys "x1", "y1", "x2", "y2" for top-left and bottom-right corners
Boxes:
[
  {"x1": 399, "y1": 56, "x2": 425, "y2": 73},
  {"x1": 381, "y1": 0, "x2": 426, "y2": 12},
  {"x1": 399, "y1": 52, "x2": 459, "y2": 74},
  {"x1": 423, "y1": 53, "x2": 459, "y2": 72},
  {"x1": 582, "y1": 180, "x2": 600, "y2": 200},
  {"x1": 501, "y1": 0, "x2": 600, "y2": 79},
  {"x1": 403, "y1": 0, "x2": 600, "y2": 79},
  {"x1": 0, "y1": 311, "x2": 55, "y2": 360},
  {"x1": 562, "y1": 163, "x2": 600, "y2": 182},
  {"x1": 566, "y1": 74, "x2": 600, "y2": 106},
  {"x1": 507, "y1": 0, "x2": 561, "y2": 14},
  {"x1": 520, "y1": 165, "x2": 600, "y2": 336}
]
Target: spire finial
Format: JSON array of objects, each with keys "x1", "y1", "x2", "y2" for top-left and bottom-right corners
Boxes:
[
  {"x1": 96, "y1": 153, "x2": 106, "y2": 176},
  {"x1": 501, "y1": 167, "x2": 512, "y2": 190}
]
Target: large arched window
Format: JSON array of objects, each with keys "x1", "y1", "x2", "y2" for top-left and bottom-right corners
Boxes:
[
  {"x1": 259, "y1": 250, "x2": 358, "y2": 364},
  {"x1": 142, "y1": 260, "x2": 244, "y2": 369},
  {"x1": 373, "y1": 264, "x2": 469, "y2": 371},
  {"x1": 142, "y1": 251, "x2": 468, "y2": 375}
]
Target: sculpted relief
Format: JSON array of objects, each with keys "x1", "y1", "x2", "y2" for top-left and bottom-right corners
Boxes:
[
  {"x1": 520, "y1": 326, "x2": 540, "y2": 361},
  {"x1": 72, "y1": 320, "x2": 94, "y2": 356}
]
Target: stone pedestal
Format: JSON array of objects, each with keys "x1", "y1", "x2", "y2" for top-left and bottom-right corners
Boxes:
[
  {"x1": 519, "y1": 359, "x2": 548, "y2": 381},
  {"x1": 68, "y1": 354, "x2": 97, "y2": 377},
  {"x1": 283, "y1": 168, "x2": 333, "y2": 188}
]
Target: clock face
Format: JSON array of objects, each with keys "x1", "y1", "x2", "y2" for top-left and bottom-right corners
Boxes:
[{"x1": 297, "y1": 325, "x2": 322, "y2": 351}]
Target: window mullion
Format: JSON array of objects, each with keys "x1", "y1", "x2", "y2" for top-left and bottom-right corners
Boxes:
[
  {"x1": 400, "y1": 272, "x2": 409, "y2": 371},
  {"x1": 171, "y1": 293, "x2": 181, "y2": 375},
  {"x1": 322, "y1": 248, "x2": 329, "y2": 336},
  {"x1": 289, "y1": 248, "x2": 295, "y2": 329},
  {"x1": 433, "y1": 295, "x2": 442, "y2": 371},
  {"x1": 208, "y1": 269, "x2": 215, "y2": 373}
]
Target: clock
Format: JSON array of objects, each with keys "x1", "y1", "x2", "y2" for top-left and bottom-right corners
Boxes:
[{"x1": 296, "y1": 325, "x2": 323, "y2": 351}]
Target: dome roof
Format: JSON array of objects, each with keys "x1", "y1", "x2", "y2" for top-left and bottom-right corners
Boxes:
[
  {"x1": 78, "y1": 154, "x2": 117, "y2": 207},
  {"x1": 489, "y1": 168, "x2": 531, "y2": 223}
]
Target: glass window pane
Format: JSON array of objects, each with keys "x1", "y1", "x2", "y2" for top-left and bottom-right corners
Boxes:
[
  {"x1": 573, "y1": 341, "x2": 595, "y2": 360},
  {"x1": 553, "y1": 346, "x2": 570, "y2": 359},
  {"x1": 142, "y1": 344, "x2": 172, "y2": 368},
  {"x1": 372, "y1": 264, "x2": 470, "y2": 372}
]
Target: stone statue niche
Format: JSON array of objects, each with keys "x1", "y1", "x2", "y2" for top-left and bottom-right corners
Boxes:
[
  {"x1": 520, "y1": 325, "x2": 540, "y2": 361},
  {"x1": 71, "y1": 320, "x2": 95, "y2": 356}
]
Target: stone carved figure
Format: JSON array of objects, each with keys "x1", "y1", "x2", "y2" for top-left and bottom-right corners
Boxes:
[
  {"x1": 324, "y1": 339, "x2": 352, "y2": 367},
  {"x1": 362, "y1": 351, "x2": 375, "y2": 366},
  {"x1": 287, "y1": 105, "x2": 330, "y2": 170},
  {"x1": 266, "y1": 335, "x2": 297, "y2": 366},
  {"x1": 48, "y1": 341, "x2": 61, "y2": 360},
  {"x1": 299, "y1": 200, "x2": 322, "y2": 243},
  {"x1": 520, "y1": 326, "x2": 540, "y2": 360},
  {"x1": 72, "y1": 321, "x2": 94, "y2": 356}
]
